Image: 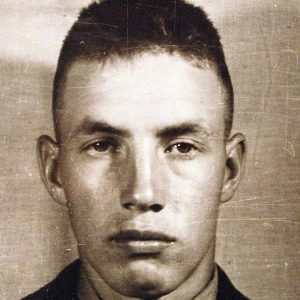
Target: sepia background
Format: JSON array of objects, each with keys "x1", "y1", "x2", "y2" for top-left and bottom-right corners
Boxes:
[{"x1": 0, "y1": 0, "x2": 299, "y2": 299}]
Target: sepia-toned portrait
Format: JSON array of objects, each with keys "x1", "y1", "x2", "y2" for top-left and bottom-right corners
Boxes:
[{"x1": 0, "y1": 1, "x2": 299, "y2": 299}]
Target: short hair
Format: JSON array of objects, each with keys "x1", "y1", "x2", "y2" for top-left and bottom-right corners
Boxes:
[{"x1": 53, "y1": 0, "x2": 234, "y2": 138}]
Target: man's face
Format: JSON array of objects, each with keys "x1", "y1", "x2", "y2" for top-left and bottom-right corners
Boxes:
[{"x1": 54, "y1": 53, "x2": 229, "y2": 297}]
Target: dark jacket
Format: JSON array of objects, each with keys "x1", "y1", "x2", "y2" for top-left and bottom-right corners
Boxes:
[{"x1": 22, "y1": 260, "x2": 249, "y2": 300}]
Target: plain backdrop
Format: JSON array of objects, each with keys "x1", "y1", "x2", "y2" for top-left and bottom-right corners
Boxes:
[{"x1": 0, "y1": 1, "x2": 299, "y2": 299}]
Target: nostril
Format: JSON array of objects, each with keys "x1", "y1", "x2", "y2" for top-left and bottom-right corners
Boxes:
[
  {"x1": 150, "y1": 204, "x2": 163, "y2": 212},
  {"x1": 123, "y1": 202, "x2": 134, "y2": 210},
  {"x1": 122, "y1": 200, "x2": 163, "y2": 212}
]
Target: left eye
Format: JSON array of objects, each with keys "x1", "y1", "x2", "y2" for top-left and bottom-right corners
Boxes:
[{"x1": 165, "y1": 142, "x2": 197, "y2": 154}]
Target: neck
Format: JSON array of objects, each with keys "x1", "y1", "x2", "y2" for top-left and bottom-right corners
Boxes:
[{"x1": 78, "y1": 243, "x2": 217, "y2": 300}]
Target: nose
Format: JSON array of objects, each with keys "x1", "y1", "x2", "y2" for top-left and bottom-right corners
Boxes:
[{"x1": 120, "y1": 148, "x2": 165, "y2": 213}]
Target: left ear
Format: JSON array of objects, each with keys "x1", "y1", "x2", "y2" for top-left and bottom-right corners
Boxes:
[{"x1": 221, "y1": 133, "x2": 247, "y2": 203}]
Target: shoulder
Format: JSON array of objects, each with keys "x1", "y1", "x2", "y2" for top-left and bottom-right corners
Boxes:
[
  {"x1": 217, "y1": 265, "x2": 250, "y2": 300},
  {"x1": 21, "y1": 260, "x2": 80, "y2": 300}
]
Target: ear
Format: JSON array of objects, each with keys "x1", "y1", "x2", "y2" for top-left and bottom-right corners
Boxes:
[
  {"x1": 37, "y1": 135, "x2": 67, "y2": 206},
  {"x1": 221, "y1": 133, "x2": 247, "y2": 203}
]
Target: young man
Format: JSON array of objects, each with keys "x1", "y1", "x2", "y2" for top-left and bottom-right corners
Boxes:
[{"x1": 24, "y1": 1, "x2": 248, "y2": 299}]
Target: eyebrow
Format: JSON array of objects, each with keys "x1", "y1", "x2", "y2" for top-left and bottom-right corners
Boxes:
[
  {"x1": 156, "y1": 122, "x2": 212, "y2": 139},
  {"x1": 71, "y1": 118, "x2": 130, "y2": 138},
  {"x1": 70, "y1": 118, "x2": 212, "y2": 140}
]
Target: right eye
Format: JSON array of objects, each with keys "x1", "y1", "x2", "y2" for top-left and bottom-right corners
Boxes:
[
  {"x1": 84, "y1": 140, "x2": 121, "y2": 157},
  {"x1": 92, "y1": 141, "x2": 115, "y2": 152}
]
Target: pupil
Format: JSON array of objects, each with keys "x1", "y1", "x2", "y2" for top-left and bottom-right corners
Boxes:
[{"x1": 177, "y1": 143, "x2": 191, "y2": 153}]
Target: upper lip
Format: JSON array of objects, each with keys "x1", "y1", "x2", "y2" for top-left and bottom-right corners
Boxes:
[{"x1": 109, "y1": 230, "x2": 176, "y2": 243}]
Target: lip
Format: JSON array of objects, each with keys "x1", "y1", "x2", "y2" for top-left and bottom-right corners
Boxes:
[{"x1": 109, "y1": 230, "x2": 176, "y2": 254}]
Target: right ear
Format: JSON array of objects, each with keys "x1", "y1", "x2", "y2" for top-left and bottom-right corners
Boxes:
[{"x1": 37, "y1": 135, "x2": 66, "y2": 206}]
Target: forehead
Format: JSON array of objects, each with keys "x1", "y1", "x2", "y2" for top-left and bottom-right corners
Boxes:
[{"x1": 57, "y1": 52, "x2": 226, "y2": 140}]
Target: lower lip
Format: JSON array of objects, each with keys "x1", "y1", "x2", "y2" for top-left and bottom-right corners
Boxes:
[{"x1": 114, "y1": 240, "x2": 174, "y2": 254}]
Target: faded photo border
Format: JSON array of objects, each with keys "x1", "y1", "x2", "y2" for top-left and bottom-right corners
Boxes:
[{"x1": 0, "y1": 1, "x2": 300, "y2": 299}]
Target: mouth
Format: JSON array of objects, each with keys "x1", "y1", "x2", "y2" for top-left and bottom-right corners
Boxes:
[{"x1": 109, "y1": 230, "x2": 176, "y2": 254}]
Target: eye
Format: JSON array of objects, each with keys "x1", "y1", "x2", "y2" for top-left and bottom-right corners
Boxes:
[
  {"x1": 84, "y1": 139, "x2": 121, "y2": 157},
  {"x1": 92, "y1": 141, "x2": 115, "y2": 152},
  {"x1": 172, "y1": 143, "x2": 195, "y2": 154},
  {"x1": 165, "y1": 142, "x2": 199, "y2": 155}
]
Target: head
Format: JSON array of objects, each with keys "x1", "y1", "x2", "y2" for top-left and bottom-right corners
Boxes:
[{"x1": 38, "y1": 0, "x2": 246, "y2": 298}]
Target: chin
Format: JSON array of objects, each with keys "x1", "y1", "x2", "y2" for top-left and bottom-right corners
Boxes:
[{"x1": 120, "y1": 260, "x2": 173, "y2": 297}]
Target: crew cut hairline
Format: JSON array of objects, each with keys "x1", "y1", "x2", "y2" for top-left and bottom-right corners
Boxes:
[
  {"x1": 53, "y1": 0, "x2": 234, "y2": 140},
  {"x1": 53, "y1": 48, "x2": 230, "y2": 142}
]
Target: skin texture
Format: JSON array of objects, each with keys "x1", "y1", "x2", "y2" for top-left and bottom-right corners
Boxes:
[{"x1": 38, "y1": 52, "x2": 246, "y2": 299}]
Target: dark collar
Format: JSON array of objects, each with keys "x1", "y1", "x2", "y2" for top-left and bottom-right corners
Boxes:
[
  {"x1": 22, "y1": 260, "x2": 249, "y2": 300},
  {"x1": 216, "y1": 265, "x2": 250, "y2": 300}
]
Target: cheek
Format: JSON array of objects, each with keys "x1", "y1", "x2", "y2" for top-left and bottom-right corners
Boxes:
[
  {"x1": 168, "y1": 155, "x2": 225, "y2": 202},
  {"x1": 164, "y1": 157, "x2": 224, "y2": 238},
  {"x1": 59, "y1": 156, "x2": 125, "y2": 225},
  {"x1": 169, "y1": 182, "x2": 220, "y2": 231},
  {"x1": 60, "y1": 155, "x2": 117, "y2": 195},
  {"x1": 60, "y1": 162, "x2": 124, "y2": 249}
]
